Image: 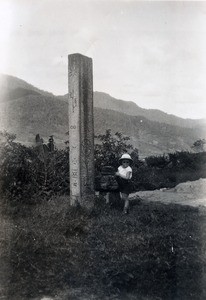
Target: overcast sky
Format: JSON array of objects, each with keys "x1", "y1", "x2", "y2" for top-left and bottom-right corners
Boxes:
[{"x1": 0, "y1": 0, "x2": 206, "y2": 119}]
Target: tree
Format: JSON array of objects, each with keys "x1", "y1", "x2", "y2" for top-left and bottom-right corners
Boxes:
[
  {"x1": 94, "y1": 129, "x2": 134, "y2": 172},
  {"x1": 0, "y1": 131, "x2": 39, "y2": 200},
  {"x1": 192, "y1": 139, "x2": 206, "y2": 152}
]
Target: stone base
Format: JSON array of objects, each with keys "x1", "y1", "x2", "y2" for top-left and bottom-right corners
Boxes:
[
  {"x1": 81, "y1": 194, "x2": 95, "y2": 210},
  {"x1": 70, "y1": 194, "x2": 94, "y2": 210}
]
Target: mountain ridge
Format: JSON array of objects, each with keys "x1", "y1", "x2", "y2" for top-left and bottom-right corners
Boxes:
[
  {"x1": 0, "y1": 74, "x2": 54, "y2": 99},
  {"x1": 57, "y1": 91, "x2": 206, "y2": 129},
  {"x1": 0, "y1": 74, "x2": 205, "y2": 157},
  {"x1": 93, "y1": 91, "x2": 205, "y2": 128}
]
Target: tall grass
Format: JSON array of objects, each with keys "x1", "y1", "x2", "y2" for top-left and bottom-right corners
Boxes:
[{"x1": 2, "y1": 195, "x2": 206, "y2": 300}]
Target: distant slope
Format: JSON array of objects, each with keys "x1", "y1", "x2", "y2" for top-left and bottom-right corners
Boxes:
[
  {"x1": 60, "y1": 91, "x2": 206, "y2": 129},
  {"x1": 93, "y1": 92, "x2": 205, "y2": 129},
  {"x1": 94, "y1": 108, "x2": 202, "y2": 157},
  {"x1": 0, "y1": 94, "x2": 203, "y2": 157},
  {"x1": 0, "y1": 74, "x2": 205, "y2": 157},
  {"x1": 0, "y1": 74, "x2": 54, "y2": 100},
  {"x1": 0, "y1": 94, "x2": 68, "y2": 147}
]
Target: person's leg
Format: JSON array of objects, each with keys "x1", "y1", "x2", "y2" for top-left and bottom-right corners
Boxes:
[{"x1": 121, "y1": 193, "x2": 129, "y2": 213}]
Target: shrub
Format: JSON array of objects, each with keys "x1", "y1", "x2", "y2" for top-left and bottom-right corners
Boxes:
[
  {"x1": 145, "y1": 154, "x2": 169, "y2": 168},
  {"x1": 94, "y1": 129, "x2": 134, "y2": 172},
  {"x1": 1, "y1": 130, "x2": 206, "y2": 204},
  {"x1": 0, "y1": 131, "x2": 70, "y2": 203},
  {"x1": 0, "y1": 132, "x2": 39, "y2": 202}
]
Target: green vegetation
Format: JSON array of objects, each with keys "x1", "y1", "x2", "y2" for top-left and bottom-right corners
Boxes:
[
  {"x1": 94, "y1": 129, "x2": 134, "y2": 172},
  {"x1": 0, "y1": 131, "x2": 69, "y2": 204},
  {"x1": 1, "y1": 196, "x2": 206, "y2": 300},
  {"x1": 1, "y1": 129, "x2": 206, "y2": 299},
  {"x1": 133, "y1": 151, "x2": 206, "y2": 191},
  {"x1": 1, "y1": 74, "x2": 206, "y2": 299},
  {"x1": 0, "y1": 130, "x2": 206, "y2": 204}
]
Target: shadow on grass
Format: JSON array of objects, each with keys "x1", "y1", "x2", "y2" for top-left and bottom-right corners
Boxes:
[{"x1": 3, "y1": 196, "x2": 206, "y2": 300}]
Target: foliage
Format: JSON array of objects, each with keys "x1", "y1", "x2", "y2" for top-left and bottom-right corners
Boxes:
[
  {"x1": 134, "y1": 151, "x2": 206, "y2": 191},
  {"x1": 192, "y1": 138, "x2": 206, "y2": 152},
  {"x1": 44, "y1": 149, "x2": 70, "y2": 195},
  {"x1": 0, "y1": 131, "x2": 70, "y2": 202},
  {"x1": 94, "y1": 129, "x2": 134, "y2": 172},
  {"x1": 1, "y1": 130, "x2": 206, "y2": 204},
  {"x1": 145, "y1": 154, "x2": 169, "y2": 168},
  {"x1": 1, "y1": 129, "x2": 206, "y2": 299},
  {"x1": 0, "y1": 131, "x2": 38, "y2": 202}
]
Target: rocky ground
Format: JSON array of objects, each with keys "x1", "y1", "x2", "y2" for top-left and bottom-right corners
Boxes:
[{"x1": 130, "y1": 178, "x2": 206, "y2": 208}]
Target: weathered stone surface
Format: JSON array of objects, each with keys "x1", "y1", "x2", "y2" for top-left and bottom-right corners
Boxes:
[{"x1": 68, "y1": 53, "x2": 94, "y2": 207}]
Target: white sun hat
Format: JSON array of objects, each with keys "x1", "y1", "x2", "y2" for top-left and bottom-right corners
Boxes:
[{"x1": 119, "y1": 153, "x2": 133, "y2": 162}]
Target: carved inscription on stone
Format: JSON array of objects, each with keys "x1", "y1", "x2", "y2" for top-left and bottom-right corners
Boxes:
[{"x1": 68, "y1": 53, "x2": 94, "y2": 207}]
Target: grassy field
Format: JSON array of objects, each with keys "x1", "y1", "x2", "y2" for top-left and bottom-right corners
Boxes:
[{"x1": 1, "y1": 195, "x2": 206, "y2": 300}]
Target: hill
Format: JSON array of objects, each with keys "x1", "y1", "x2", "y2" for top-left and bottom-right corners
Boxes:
[
  {"x1": 93, "y1": 91, "x2": 206, "y2": 129},
  {"x1": 0, "y1": 74, "x2": 54, "y2": 99},
  {"x1": 94, "y1": 108, "x2": 203, "y2": 157},
  {"x1": 0, "y1": 74, "x2": 205, "y2": 157},
  {"x1": 61, "y1": 91, "x2": 206, "y2": 129}
]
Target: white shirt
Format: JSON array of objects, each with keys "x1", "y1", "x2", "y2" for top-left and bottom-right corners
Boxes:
[{"x1": 118, "y1": 165, "x2": 132, "y2": 179}]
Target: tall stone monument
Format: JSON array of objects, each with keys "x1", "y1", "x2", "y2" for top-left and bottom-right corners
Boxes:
[{"x1": 68, "y1": 53, "x2": 94, "y2": 207}]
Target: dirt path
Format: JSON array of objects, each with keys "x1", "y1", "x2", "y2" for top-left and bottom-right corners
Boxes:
[{"x1": 130, "y1": 178, "x2": 206, "y2": 208}]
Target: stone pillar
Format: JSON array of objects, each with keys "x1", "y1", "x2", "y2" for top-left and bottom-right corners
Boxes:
[{"x1": 68, "y1": 53, "x2": 94, "y2": 208}]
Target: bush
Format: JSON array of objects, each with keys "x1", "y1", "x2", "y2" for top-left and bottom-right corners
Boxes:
[
  {"x1": 145, "y1": 154, "x2": 169, "y2": 168},
  {"x1": 94, "y1": 129, "x2": 134, "y2": 172},
  {"x1": 0, "y1": 131, "x2": 70, "y2": 203},
  {"x1": 0, "y1": 132, "x2": 39, "y2": 202},
  {"x1": 1, "y1": 130, "x2": 206, "y2": 205}
]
